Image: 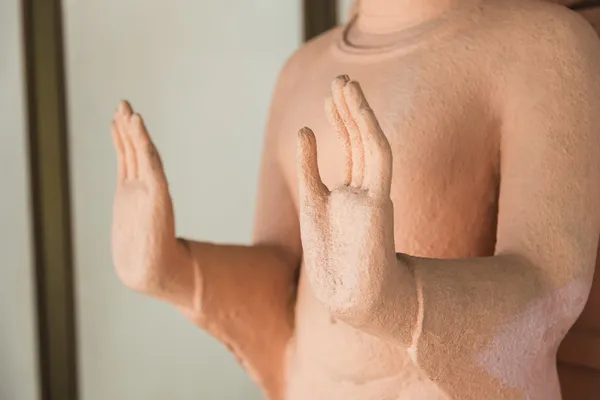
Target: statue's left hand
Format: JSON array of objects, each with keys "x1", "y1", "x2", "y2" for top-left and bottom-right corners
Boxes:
[{"x1": 297, "y1": 76, "x2": 398, "y2": 325}]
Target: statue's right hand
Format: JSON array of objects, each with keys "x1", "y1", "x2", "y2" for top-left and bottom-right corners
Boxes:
[{"x1": 110, "y1": 100, "x2": 178, "y2": 293}]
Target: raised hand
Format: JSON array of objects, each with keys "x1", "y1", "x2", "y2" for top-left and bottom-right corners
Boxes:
[
  {"x1": 111, "y1": 101, "x2": 180, "y2": 294},
  {"x1": 297, "y1": 75, "x2": 399, "y2": 325}
]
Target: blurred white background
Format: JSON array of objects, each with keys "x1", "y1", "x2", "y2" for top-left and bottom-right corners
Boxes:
[
  {"x1": 63, "y1": 1, "x2": 300, "y2": 399},
  {"x1": 0, "y1": 1, "x2": 40, "y2": 400},
  {"x1": 339, "y1": 0, "x2": 355, "y2": 23}
]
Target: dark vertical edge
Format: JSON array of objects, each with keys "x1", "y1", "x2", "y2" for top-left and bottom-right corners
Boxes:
[
  {"x1": 21, "y1": 0, "x2": 79, "y2": 399},
  {"x1": 303, "y1": 0, "x2": 338, "y2": 41},
  {"x1": 569, "y1": 1, "x2": 600, "y2": 11}
]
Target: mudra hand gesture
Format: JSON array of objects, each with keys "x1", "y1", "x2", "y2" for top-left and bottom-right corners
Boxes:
[{"x1": 297, "y1": 75, "x2": 401, "y2": 326}]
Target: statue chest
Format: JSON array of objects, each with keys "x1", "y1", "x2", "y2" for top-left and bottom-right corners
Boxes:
[{"x1": 277, "y1": 62, "x2": 501, "y2": 258}]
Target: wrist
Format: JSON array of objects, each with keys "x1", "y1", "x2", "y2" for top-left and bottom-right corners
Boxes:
[
  {"x1": 149, "y1": 237, "x2": 199, "y2": 311},
  {"x1": 378, "y1": 254, "x2": 422, "y2": 349},
  {"x1": 396, "y1": 254, "x2": 424, "y2": 362}
]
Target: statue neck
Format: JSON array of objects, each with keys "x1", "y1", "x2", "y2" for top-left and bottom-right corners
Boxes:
[{"x1": 356, "y1": 0, "x2": 481, "y2": 33}]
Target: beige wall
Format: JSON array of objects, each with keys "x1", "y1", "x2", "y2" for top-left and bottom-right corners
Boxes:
[
  {"x1": 0, "y1": 1, "x2": 41, "y2": 400},
  {"x1": 339, "y1": 0, "x2": 355, "y2": 23},
  {"x1": 62, "y1": 1, "x2": 301, "y2": 399}
]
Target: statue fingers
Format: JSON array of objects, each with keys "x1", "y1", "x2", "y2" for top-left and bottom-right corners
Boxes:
[
  {"x1": 111, "y1": 119, "x2": 127, "y2": 181},
  {"x1": 130, "y1": 113, "x2": 165, "y2": 184},
  {"x1": 332, "y1": 75, "x2": 364, "y2": 187},
  {"x1": 115, "y1": 100, "x2": 138, "y2": 179},
  {"x1": 325, "y1": 95, "x2": 352, "y2": 187},
  {"x1": 297, "y1": 127, "x2": 329, "y2": 211},
  {"x1": 344, "y1": 82, "x2": 393, "y2": 198}
]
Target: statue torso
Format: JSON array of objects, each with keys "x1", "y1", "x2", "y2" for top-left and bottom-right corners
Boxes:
[
  {"x1": 270, "y1": 1, "x2": 600, "y2": 398},
  {"x1": 277, "y1": 9, "x2": 499, "y2": 400}
]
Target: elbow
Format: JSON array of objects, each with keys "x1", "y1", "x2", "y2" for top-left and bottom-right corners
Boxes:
[
  {"x1": 508, "y1": 252, "x2": 593, "y2": 325},
  {"x1": 532, "y1": 260, "x2": 593, "y2": 337},
  {"x1": 534, "y1": 276, "x2": 591, "y2": 355},
  {"x1": 545, "y1": 259, "x2": 593, "y2": 318},
  {"x1": 547, "y1": 275, "x2": 592, "y2": 329}
]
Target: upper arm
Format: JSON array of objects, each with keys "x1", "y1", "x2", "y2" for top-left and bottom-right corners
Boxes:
[
  {"x1": 252, "y1": 54, "x2": 302, "y2": 263},
  {"x1": 495, "y1": 10, "x2": 600, "y2": 292}
]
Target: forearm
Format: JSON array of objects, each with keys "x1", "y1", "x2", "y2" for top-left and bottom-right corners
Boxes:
[
  {"x1": 175, "y1": 239, "x2": 298, "y2": 326},
  {"x1": 357, "y1": 253, "x2": 591, "y2": 389},
  {"x1": 356, "y1": 254, "x2": 543, "y2": 346},
  {"x1": 173, "y1": 239, "x2": 298, "y2": 400},
  {"x1": 144, "y1": 236, "x2": 297, "y2": 321},
  {"x1": 402, "y1": 255, "x2": 575, "y2": 361}
]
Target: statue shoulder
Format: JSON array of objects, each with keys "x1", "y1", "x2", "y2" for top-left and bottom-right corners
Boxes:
[
  {"x1": 483, "y1": 0, "x2": 600, "y2": 58},
  {"x1": 276, "y1": 27, "x2": 342, "y2": 89},
  {"x1": 467, "y1": 0, "x2": 600, "y2": 92}
]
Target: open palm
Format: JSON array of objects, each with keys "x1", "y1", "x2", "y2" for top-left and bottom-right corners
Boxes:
[
  {"x1": 111, "y1": 101, "x2": 177, "y2": 292},
  {"x1": 297, "y1": 76, "x2": 398, "y2": 322}
]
